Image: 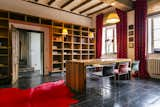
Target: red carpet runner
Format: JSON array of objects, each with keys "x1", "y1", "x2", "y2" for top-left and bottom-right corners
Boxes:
[{"x1": 0, "y1": 80, "x2": 78, "y2": 107}]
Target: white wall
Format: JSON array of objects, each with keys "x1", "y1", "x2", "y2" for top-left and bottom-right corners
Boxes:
[
  {"x1": 0, "y1": 0, "x2": 92, "y2": 27},
  {"x1": 127, "y1": 10, "x2": 135, "y2": 60}
]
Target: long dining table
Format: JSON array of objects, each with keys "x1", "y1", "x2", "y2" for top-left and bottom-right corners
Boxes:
[{"x1": 66, "y1": 58, "x2": 131, "y2": 93}]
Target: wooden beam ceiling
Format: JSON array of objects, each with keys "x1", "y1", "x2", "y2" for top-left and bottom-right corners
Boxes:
[
  {"x1": 48, "y1": 0, "x2": 55, "y2": 5},
  {"x1": 116, "y1": 0, "x2": 133, "y2": 10},
  {"x1": 70, "y1": 0, "x2": 92, "y2": 11},
  {"x1": 100, "y1": 0, "x2": 133, "y2": 10},
  {"x1": 61, "y1": 0, "x2": 74, "y2": 9},
  {"x1": 80, "y1": 2, "x2": 104, "y2": 14},
  {"x1": 87, "y1": 5, "x2": 112, "y2": 16},
  {"x1": 25, "y1": 0, "x2": 133, "y2": 18}
]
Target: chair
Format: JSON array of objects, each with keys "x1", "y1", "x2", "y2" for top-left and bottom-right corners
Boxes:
[
  {"x1": 114, "y1": 62, "x2": 130, "y2": 80},
  {"x1": 130, "y1": 60, "x2": 140, "y2": 78},
  {"x1": 91, "y1": 64, "x2": 116, "y2": 80}
]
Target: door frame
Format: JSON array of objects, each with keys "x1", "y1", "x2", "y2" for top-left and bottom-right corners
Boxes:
[
  {"x1": 9, "y1": 20, "x2": 52, "y2": 75},
  {"x1": 10, "y1": 26, "x2": 19, "y2": 84}
]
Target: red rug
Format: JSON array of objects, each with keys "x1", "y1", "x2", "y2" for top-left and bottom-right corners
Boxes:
[{"x1": 0, "y1": 80, "x2": 78, "y2": 107}]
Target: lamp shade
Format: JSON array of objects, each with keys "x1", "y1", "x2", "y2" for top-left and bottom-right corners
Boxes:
[
  {"x1": 62, "y1": 28, "x2": 68, "y2": 35},
  {"x1": 106, "y1": 13, "x2": 120, "y2": 24}
]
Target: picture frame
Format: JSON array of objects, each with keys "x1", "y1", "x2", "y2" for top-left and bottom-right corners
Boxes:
[
  {"x1": 129, "y1": 37, "x2": 134, "y2": 42},
  {"x1": 129, "y1": 43, "x2": 134, "y2": 48},
  {"x1": 129, "y1": 31, "x2": 134, "y2": 35},
  {"x1": 129, "y1": 25, "x2": 134, "y2": 29}
]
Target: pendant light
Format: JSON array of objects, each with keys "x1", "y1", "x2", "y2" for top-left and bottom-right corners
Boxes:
[{"x1": 106, "y1": 12, "x2": 120, "y2": 24}]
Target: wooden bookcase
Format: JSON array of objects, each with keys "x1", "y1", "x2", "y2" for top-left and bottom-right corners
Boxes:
[
  {"x1": 0, "y1": 10, "x2": 11, "y2": 83},
  {"x1": 52, "y1": 23, "x2": 96, "y2": 72},
  {"x1": 0, "y1": 9, "x2": 96, "y2": 75}
]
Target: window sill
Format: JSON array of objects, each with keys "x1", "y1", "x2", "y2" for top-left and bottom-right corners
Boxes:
[{"x1": 101, "y1": 53, "x2": 117, "y2": 59}]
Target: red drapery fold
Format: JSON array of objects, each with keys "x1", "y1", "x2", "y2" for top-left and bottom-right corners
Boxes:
[
  {"x1": 96, "y1": 14, "x2": 104, "y2": 58},
  {"x1": 135, "y1": 0, "x2": 149, "y2": 78},
  {"x1": 116, "y1": 9, "x2": 127, "y2": 58}
]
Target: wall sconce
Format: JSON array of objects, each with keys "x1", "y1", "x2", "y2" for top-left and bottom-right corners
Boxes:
[
  {"x1": 62, "y1": 28, "x2": 68, "y2": 36},
  {"x1": 89, "y1": 32, "x2": 94, "y2": 39},
  {"x1": 105, "y1": 12, "x2": 120, "y2": 24}
]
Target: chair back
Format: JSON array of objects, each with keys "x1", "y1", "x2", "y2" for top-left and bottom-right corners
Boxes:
[
  {"x1": 119, "y1": 62, "x2": 129, "y2": 73},
  {"x1": 114, "y1": 62, "x2": 119, "y2": 69},
  {"x1": 131, "y1": 60, "x2": 140, "y2": 71},
  {"x1": 102, "y1": 64, "x2": 115, "y2": 76}
]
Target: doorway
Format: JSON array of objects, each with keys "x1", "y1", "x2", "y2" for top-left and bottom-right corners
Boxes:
[{"x1": 18, "y1": 29, "x2": 44, "y2": 78}]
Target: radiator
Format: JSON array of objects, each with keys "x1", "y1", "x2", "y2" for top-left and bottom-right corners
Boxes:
[{"x1": 147, "y1": 59, "x2": 160, "y2": 79}]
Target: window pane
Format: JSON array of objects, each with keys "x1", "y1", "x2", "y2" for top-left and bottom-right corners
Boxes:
[
  {"x1": 154, "y1": 40, "x2": 160, "y2": 49},
  {"x1": 107, "y1": 42, "x2": 113, "y2": 53},
  {"x1": 102, "y1": 27, "x2": 106, "y2": 55},
  {"x1": 148, "y1": 18, "x2": 152, "y2": 53},
  {"x1": 114, "y1": 28, "x2": 117, "y2": 53},
  {"x1": 154, "y1": 29, "x2": 160, "y2": 40},
  {"x1": 153, "y1": 17, "x2": 160, "y2": 29},
  {"x1": 110, "y1": 43, "x2": 113, "y2": 53},
  {"x1": 106, "y1": 28, "x2": 113, "y2": 40}
]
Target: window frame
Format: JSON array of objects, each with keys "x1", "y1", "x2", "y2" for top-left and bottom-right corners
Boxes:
[
  {"x1": 102, "y1": 25, "x2": 117, "y2": 54},
  {"x1": 148, "y1": 14, "x2": 160, "y2": 53}
]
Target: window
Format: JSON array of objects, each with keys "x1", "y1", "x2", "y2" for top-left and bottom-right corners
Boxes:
[
  {"x1": 148, "y1": 15, "x2": 160, "y2": 53},
  {"x1": 102, "y1": 25, "x2": 117, "y2": 55}
]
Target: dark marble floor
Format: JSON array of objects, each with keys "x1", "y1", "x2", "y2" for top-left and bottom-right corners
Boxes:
[
  {"x1": 1, "y1": 71, "x2": 160, "y2": 107},
  {"x1": 0, "y1": 71, "x2": 65, "y2": 89}
]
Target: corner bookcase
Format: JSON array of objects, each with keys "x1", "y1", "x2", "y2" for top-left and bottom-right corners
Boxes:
[{"x1": 52, "y1": 22, "x2": 96, "y2": 72}]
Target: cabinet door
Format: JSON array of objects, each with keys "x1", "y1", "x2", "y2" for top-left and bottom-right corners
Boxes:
[{"x1": 11, "y1": 26, "x2": 19, "y2": 84}]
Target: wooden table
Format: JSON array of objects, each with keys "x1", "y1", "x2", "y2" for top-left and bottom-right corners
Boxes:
[{"x1": 66, "y1": 58, "x2": 131, "y2": 93}]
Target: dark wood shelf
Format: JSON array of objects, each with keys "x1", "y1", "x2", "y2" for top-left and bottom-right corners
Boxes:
[
  {"x1": 0, "y1": 46, "x2": 8, "y2": 49},
  {"x1": 0, "y1": 36, "x2": 8, "y2": 38},
  {"x1": 0, "y1": 26, "x2": 8, "y2": 29},
  {"x1": 0, "y1": 64, "x2": 8, "y2": 67}
]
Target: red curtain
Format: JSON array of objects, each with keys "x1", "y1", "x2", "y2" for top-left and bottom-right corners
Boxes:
[
  {"x1": 116, "y1": 9, "x2": 127, "y2": 58},
  {"x1": 135, "y1": 0, "x2": 149, "y2": 78},
  {"x1": 96, "y1": 14, "x2": 104, "y2": 58}
]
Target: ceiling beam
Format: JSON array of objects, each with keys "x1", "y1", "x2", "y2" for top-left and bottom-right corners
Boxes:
[
  {"x1": 87, "y1": 6, "x2": 112, "y2": 16},
  {"x1": 48, "y1": 0, "x2": 55, "y2": 5},
  {"x1": 80, "y1": 2, "x2": 104, "y2": 14},
  {"x1": 70, "y1": 0, "x2": 92, "y2": 11},
  {"x1": 100, "y1": 0, "x2": 133, "y2": 10},
  {"x1": 61, "y1": 0, "x2": 74, "y2": 9}
]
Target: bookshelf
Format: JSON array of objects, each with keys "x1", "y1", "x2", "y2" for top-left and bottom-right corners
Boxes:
[
  {"x1": 0, "y1": 10, "x2": 10, "y2": 83},
  {"x1": 52, "y1": 23, "x2": 96, "y2": 72},
  {"x1": 0, "y1": 9, "x2": 96, "y2": 74}
]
